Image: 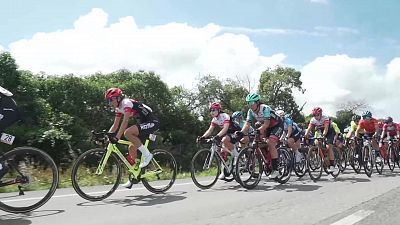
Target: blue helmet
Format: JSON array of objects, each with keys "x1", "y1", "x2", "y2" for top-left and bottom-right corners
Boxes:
[
  {"x1": 362, "y1": 111, "x2": 372, "y2": 119},
  {"x1": 232, "y1": 111, "x2": 243, "y2": 120}
]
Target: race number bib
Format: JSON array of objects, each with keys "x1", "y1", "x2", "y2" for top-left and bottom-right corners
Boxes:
[{"x1": 1, "y1": 133, "x2": 15, "y2": 145}]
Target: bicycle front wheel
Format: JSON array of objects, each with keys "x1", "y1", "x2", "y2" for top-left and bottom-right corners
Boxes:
[
  {"x1": 307, "y1": 146, "x2": 323, "y2": 181},
  {"x1": 235, "y1": 147, "x2": 263, "y2": 189},
  {"x1": 363, "y1": 146, "x2": 373, "y2": 178},
  {"x1": 71, "y1": 148, "x2": 122, "y2": 201},
  {"x1": 141, "y1": 149, "x2": 177, "y2": 194},
  {"x1": 190, "y1": 148, "x2": 220, "y2": 189},
  {"x1": 0, "y1": 147, "x2": 59, "y2": 213}
]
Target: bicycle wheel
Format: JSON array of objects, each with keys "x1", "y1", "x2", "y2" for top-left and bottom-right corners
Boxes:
[
  {"x1": 388, "y1": 146, "x2": 396, "y2": 171},
  {"x1": 363, "y1": 146, "x2": 373, "y2": 178},
  {"x1": 142, "y1": 149, "x2": 177, "y2": 194},
  {"x1": 350, "y1": 147, "x2": 362, "y2": 174},
  {"x1": 375, "y1": 152, "x2": 384, "y2": 175},
  {"x1": 71, "y1": 148, "x2": 122, "y2": 201},
  {"x1": 235, "y1": 147, "x2": 263, "y2": 189},
  {"x1": 275, "y1": 147, "x2": 292, "y2": 184},
  {"x1": 330, "y1": 148, "x2": 341, "y2": 178},
  {"x1": 307, "y1": 146, "x2": 322, "y2": 181},
  {"x1": 338, "y1": 148, "x2": 347, "y2": 172},
  {"x1": 294, "y1": 149, "x2": 307, "y2": 178},
  {"x1": 0, "y1": 147, "x2": 59, "y2": 213},
  {"x1": 190, "y1": 148, "x2": 220, "y2": 189}
]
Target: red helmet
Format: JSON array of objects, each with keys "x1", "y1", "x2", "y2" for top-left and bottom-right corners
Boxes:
[
  {"x1": 312, "y1": 107, "x2": 322, "y2": 116},
  {"x1": 104, "y1": 87, "x2": 123, "y2": 99},
  {"x1": 210, "y1": 102, "x2": 222, "y2": 111}
]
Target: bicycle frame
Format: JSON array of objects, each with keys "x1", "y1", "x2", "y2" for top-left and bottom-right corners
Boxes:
[
  {"x1": 95, "y1": 138, "x2": 162, "y2": 180},
  {"x1": 204, "y1": 140, "x2": 237, "y2": 172}
]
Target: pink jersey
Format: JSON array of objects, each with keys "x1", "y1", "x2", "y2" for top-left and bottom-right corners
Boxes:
[{"x1": 383, "y1": 123, "x2": 398, "y2": 136}]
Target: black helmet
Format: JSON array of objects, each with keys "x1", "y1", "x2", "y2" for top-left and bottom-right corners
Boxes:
[
  {"x1": 384, "y1": 116, "x2": 393, "y2": 124},
  {"x1": 352, "y1": 114, "x2": 361, "y2": 121}
]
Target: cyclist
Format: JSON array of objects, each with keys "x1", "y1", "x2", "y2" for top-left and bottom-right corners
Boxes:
[
  {"x1": 304, "y1": 107, "x2": 336, "y2": 173},
  {"x1": 346, "y1": 115, "x2": 364, "y2": 139},
  {"x1": 331, "y1": 121, "x2": 344, "y2": 150},
  {"x1": 355, "y1": 111, "x2": 380, "y2": 162},
  {"x1": 231, "y1": 111, "x2": 253, "y2": 147},
  {"x1": 240, "y1": 93, "x2": 284, "y2": 179},
  {"x1": 0, "y1": 86, "x2": 22, "y2": 181},
  {"x1": 276, "y1": 110, "x2": 303, "y2": 163},
  {"x1": 199, "y1": 102, "x2": 241, "y2": 179},
  {"x1": 105, "y1": 87, "x2": 158, "y2": 188},
  {"x1": 380, "y1": 116, "x2": 399, "y2": 150}
]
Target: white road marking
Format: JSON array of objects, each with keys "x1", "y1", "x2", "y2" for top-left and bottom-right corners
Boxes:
[
  {"x1": 0, "y1": 181, "x2": 198, "y2": 203},
  {"x1": 331, "y1": 210, "x2": 374, "y2": 225}
]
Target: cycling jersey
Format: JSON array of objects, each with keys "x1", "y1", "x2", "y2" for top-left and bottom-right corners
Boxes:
[
  {"x1": 115, "y1": 98, "x2": 157, "y2": 122},
  {"x1": 308, "y1": 115, "x2": 331, "y2": 131},
  {"x1": 211, "y1": 112, "x2": 240, "y2": 134},
  {"x1": 358, "y1": 118, "x2": 378, "y2": 133},
  {"x1": 283, "y1": 117, "x2": 302, "y2": 136},
  {"x1": 331, "y1": 122, "x2": 341, "y2": 134},
  {"x1": 383, "y1": 123, "x2": 398, "y2": 137},
  {"x1": 246, "y1": 104, "x2": 281, "y2": 127},
  {"x1": 350, "y1": 121, "x2": 365, "y2": 134}
]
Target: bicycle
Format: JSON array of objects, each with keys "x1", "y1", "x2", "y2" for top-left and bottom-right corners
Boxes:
[
  {"x1": 348, "y1": 137, "x2": 363, "y2": 174},
  {"x1": 190, "y1": 136, "x2": 240, "y2": 189},
  {"x1": 0, "y1": 132, "x2": 59, "y2": 213},
  {"x1": 71, "y1": 131, "x2": 177, "y2": 201},
  {"x1": 359, "y1": 135, "x2": 383, "y2": 177},
  {"x1": 306, "y1": 137, "x2": 340, "y2": 181},
  {"x1": 385, "y1": 138, "x2": 398, "y2": 172},
  {"x1": 235, "y1": 131, "x2": 291, "y2": 189}
]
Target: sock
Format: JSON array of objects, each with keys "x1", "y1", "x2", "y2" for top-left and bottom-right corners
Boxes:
[{"x1": 138, "y1": 145, "x2": 150, "y2": 156}]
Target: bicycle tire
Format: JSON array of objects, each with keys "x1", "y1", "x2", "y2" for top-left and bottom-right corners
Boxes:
[
  {"x1": 350, "y1": 147, "x2": 362, "y2": 174},
  {"x1": 307, "y1": 146, "x2": 322, "y2": 181},
  {"x1": 388, "y1": 146, "x2": 396, "y2": 171},
  {"x1": 71, "y1": 148, "x2": 122, "y2": 201},
  {"x1": 275, "y1": 147, "x2": 292, "y2": 184},
  {"x1": 190, "y1": 148, "x2": 220, "y2": 189},
  {"x1": 363, "y1": 146, "x2": 373, "y2": 177},
  {"x1": 235, "y1": 147, "x2": 263, "y2": 189},
  {"x1": 0, "y1": 147, "x2": 59, "y2": 213},
  {"x1": 294, "y1": 150, "x2": 307, "y2": 178},
  {"x1": 142, "y1": 149, "x2": 177, "y2": 194},
  {"x1": 330, "y1": 148, "x2": 341, "y2": 178}
]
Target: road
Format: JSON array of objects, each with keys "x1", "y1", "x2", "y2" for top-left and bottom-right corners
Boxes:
[{"x1": 2, "y1": 169, "x2": 400, "y2": 225}]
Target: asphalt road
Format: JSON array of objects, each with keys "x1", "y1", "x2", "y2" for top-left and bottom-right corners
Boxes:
[{"x1": 2, "y1": 168, "x2": 400, "y2": 225}]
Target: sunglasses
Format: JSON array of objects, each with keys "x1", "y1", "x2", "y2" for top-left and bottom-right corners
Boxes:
[
  {"x1": 107, "y1": 97, "x2": 117, "y2": 104},
  {"x1": 210, "y1": 108, "x2": 218, "y2": 112},
  {"x1": 247, "y1": 101, "x2": 257, "y2": 106}
]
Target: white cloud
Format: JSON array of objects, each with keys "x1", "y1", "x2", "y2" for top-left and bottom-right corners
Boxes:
[
  {"x1": 8, "y1": 8, "x2": 285, "y2": 88},
  {"x1": 296, "y1": 54, "x2": 400, "y2": 121},
  {"x1": 0, "y1": 44, "x2": 3, "y2": 52}
]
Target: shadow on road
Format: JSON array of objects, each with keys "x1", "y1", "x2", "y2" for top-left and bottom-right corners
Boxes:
[
  {"x1": 0, "y1": 209, "x2": 65, "y2": 224},
  {"x1": 77, "y1": 191, "x2": 187, "y2": 207}
]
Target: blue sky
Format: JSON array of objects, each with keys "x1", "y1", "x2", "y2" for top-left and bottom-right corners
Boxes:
[
  {"x1": 1, "y1": 0, "x2": 399, "y2": 67},
  {"x1": 1, "y1": 0, "x2": 400, "y2": 118}
]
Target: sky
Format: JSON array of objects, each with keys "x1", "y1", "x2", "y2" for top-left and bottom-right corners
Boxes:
[{"x1": 1, "y1": 0, "x2": 400, "y2": 119}]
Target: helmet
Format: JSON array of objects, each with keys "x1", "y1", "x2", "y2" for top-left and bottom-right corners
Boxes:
[
  {"x1": 105, "y1": 87, "x2": 123, "y2": 99},
  {"x1": 246, "y1": 93, "x2": 261, "y2": 102},
  {"x1": 285, "y1": 113, "x2": 292, "y2": 119},
  {"x1": 384, "y1": 116, "x2": 393, "y2": 124},
  {"x1": 362, "y1": 111, "x2": 372, "y2": 119},
  {"x1": 276, "y1": 110, "x2": 285, "y2": 117},
  {"x1": 232, "y1": 111, "x2": 243, "y2": 120},
  {"x1": 312, "y1": 107, "x2": 322, "y2": 116},
  {"x1": 352, "y1": 114, "x2": 361, "y2": 121},
  {"x1": 209, "y1": 102, "x2": 222, "y2": 111}
]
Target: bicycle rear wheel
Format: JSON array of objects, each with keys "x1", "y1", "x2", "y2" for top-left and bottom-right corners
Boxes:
[
  {"x1": 0, "y1": 147, "x2": 58, "y2": 213},
  {"x1": 375, "y1": 151, "x2": 384, "y2": 175},
  {"x1": 350, "y1": 147, "x2": 362, "y2": 174},
  {"x1": 294, "y1": 149, "x2": 307, "y2": 178},
  {"x1": 275, "y1": 147, "x2": 292, "y2": 184},
  {"x1": 307, "y1": 146, "x2": 322, "y2": 181},
  {"x1": 141, "y1": 149, "x2": 177, "y2": 194},
  {"x1": 235, "y1": 147, "x2": 263, "y2": 189},
  {"x1": 190, "y1": 148, "x2": 220, "y2": 189},
  {"x1": 71, "y1": 148, "x2": 122, "y2": 201}
]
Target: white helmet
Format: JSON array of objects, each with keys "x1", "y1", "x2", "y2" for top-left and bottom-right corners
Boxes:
[{"x1": 276, "y1": 109, "x2": 285, "y2": 117}]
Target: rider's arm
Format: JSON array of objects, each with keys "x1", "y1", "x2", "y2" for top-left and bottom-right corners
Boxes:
[
  {"x1": 260, "y1": 119, "x2": 270, "y2": 132},
  {"x1": 202, "y1": 124, "x2": 215, "y2": 138},
  {"x1": 322, "y1": 121, "x2": 329, "y2": 137},
  {"x1": 286, "y1": 125, "x2": 293, "y2": 138},
  {"x1": 304, "y1": 123, "x2": 313, "y2": 137},
  {"x1": 216, "y1": 123, "x2": 229, "y2": 137},
  {"x1": 117, "y1": 111, "x2": 133, "y2": 139},
  {"x1": 241, "y1": 121, "x2": 251, "y2": 134},
  {"x1": 355, "y1": 124, "x2": 361, "y2": 137},
  {"x1": 109, "y1": 116, "x2": 122, "y2": 133}
]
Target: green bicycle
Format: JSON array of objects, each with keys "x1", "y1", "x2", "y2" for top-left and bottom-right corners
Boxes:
[{"x1": 71, "y1": 131, "x2": 177, "y2": 201}]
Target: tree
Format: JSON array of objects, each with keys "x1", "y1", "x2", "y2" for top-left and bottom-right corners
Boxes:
[
  {"x1": 258, "y1": 66, "x2": 305, "y2": 122},
  {"x1": 0, "y1": 52, "x2": 20, "y2": 91}
]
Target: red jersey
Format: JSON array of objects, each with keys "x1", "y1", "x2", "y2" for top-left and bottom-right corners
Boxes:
[{"x1": 358, "y1": 118, "x2": 378, "y2": 133}]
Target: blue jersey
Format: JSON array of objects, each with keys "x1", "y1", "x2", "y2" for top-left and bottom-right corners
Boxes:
[{"x1": 283, "y1": 117, "x2": 302, "y2": 136}]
